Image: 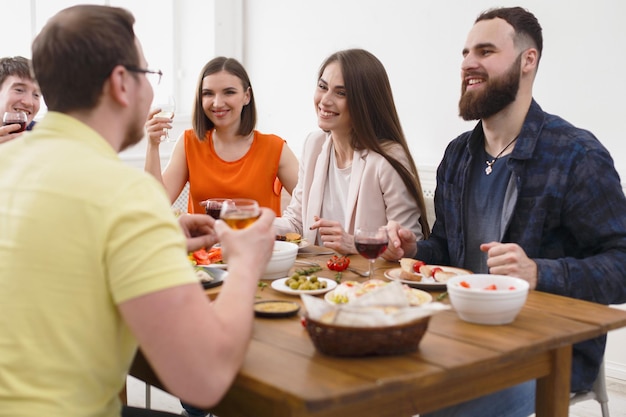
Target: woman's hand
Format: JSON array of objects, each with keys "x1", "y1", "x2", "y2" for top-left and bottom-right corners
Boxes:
[
  {"x1": 310, "y1": 216, "x2": 356, "y2": 255},
  {"x1": 145, "y1": 108, "x2": 173, "y2": 145}
]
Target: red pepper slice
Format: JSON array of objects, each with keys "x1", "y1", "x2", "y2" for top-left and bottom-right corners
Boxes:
[
  {"x1": 207, "y1": 247, "x2": 222, "y2": 264},
  {"x1": 192, "y1": 248, "x2": 211, "y2": 265},
  {"x1": 430, "y1": 267, "x2": 443, "y2": 275}
]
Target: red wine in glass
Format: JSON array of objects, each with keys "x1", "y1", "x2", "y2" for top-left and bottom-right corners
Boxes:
[
  {"x1": 355, "y1": 240, "x2": 388, "y2": 259},
  {"x1": 3, "y1": 111, "x2": 28, "y2": 133},
  {"x1": 205, "y1": 206, "x2": 221, "y2": 220},
  {"x1": 204, "y1": 198, "x2": 231, "y2": 220},
  {"x1": 354, "y1": 227, "x2": 388, "y2": 277},
  {"x1": 3, "y1": 120, "x2": 27, "y2": 133}
]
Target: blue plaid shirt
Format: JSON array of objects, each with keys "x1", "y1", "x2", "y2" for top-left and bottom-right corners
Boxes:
[{"x1": 418, "y1": 100, "x2": 626, "y2": 392}]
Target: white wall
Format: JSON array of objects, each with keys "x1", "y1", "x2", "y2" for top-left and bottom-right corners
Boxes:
[
  {"x1": 3, "y1": 0, "x2": 626, "y2": 380},
  {"x1": 244, "y1": 0, "x2": 626, "y2": 180}
]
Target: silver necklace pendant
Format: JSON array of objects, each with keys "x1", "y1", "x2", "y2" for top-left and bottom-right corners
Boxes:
[
  {"x1": 484, "y1": 137, "x2": 518, "y2": 176},
  {"x1": 485, "y1": 160, "x2": 495, "y2": 175}
]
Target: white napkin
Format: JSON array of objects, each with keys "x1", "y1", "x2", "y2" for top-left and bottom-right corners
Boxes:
[{"x1": 301, "y1": 281, "x2": 449, "y2": 328}]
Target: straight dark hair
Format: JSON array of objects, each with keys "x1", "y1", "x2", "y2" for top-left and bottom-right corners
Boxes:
[
  {"x1": 31, "y1": 5, "x2": 138, "y2": 112},
  {"x1": 192, "y1": 57, "x2": 256, "y2": 142},
  {"x1": 319, "y1": 49, "x2": 430, "y2": 237}
]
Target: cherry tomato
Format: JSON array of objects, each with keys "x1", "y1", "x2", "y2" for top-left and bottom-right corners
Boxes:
[
  {"x1": 412, "y1": 260, "x2": 426, "y2": 273},
  {"x1": 327, "y1": 255, "x2": 350, "y2": 271}
]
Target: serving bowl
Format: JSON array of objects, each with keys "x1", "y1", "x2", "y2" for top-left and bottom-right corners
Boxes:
[
  {"x1": 262, "y1": 241, "x2": 299, "y2": 280},
  {"x1": 446, "y1": 274, "x2": 530, "y2": 325}
]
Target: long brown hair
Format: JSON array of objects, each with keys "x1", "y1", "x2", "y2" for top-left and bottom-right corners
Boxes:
[
  {"x1": 192, "y1": 57, "x2": 257, "y2": 142},
  {"x1": 319, "y1": 49, "x2": 430, "y2": 237}
]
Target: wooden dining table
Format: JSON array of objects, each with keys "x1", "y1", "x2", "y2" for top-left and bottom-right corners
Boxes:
[{"x1": 129, "y1": 245, "x2": 626, "y2": 417}]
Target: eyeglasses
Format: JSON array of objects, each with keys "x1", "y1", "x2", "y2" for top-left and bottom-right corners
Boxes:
[{"x1": 124, "y1": 65, "x2": 163, "y2": 86}]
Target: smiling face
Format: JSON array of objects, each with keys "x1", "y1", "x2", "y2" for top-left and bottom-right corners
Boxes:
[
  {"x1": 0, "y1": 75, "x2": 41, "y2": 125},
  {"x1": 201, "y1": 70, "x2": 250, "y2": 131},
  {"x1": 459, "y1": 18, "x2": 523, "y2": 121},
  {"x1": 314, "y1": 62, "x2": 351, "y2": 136}
]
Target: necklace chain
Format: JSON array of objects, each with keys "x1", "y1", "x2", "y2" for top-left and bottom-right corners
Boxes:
[{"x1": 485, "y1": 137, "x2": 517, "y2": 175}]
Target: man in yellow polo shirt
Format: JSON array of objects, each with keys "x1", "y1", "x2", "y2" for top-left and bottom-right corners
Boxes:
[{"x1": 0, "y1": 5, "x2": 275, "y2": 417}]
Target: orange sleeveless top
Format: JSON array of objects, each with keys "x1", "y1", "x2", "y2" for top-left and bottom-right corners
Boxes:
[{"x1": 184, "y1": 129, "x2": 285, "y2": 215}]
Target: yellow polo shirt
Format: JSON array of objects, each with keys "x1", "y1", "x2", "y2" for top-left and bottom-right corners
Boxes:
[{"x1": 0, "y1": 112, "x2": 197, "y2": 417}]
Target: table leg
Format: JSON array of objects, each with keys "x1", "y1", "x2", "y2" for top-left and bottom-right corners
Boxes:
[{"x1": 535, "y1": 345, "x2": 572, "y2": 417}]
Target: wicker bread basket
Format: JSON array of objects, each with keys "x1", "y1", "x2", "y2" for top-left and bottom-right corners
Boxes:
[{"x1": 304, "y1": 315, "x2": 430, "y2": 357}]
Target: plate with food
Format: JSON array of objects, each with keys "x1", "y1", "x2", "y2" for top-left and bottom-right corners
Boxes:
[
  {"x1": 324, "y1": 279, "x2": 432, "y2": 306},
  {"x1": 276, "y1": 232, "x2": 310, "y2": 249},
  {"x1": 189, "y1": 247, "x2": 227, "y2": 269},
  {"x1": 254, "y1": 300, "x2": 301, "y2": 318},
  {"x1": 384, "y1": 259, "x2": 472, "y2": 290},
  {"x1": 271, "y1": 276, "x2": 337, "y2": 296},
  {"x1": 195, "y1": 266, "x2": 228, "y2": 289}
]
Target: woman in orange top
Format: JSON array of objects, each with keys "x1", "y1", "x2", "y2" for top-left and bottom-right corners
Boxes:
[{"x1": 145, "y1": 57, "x2": 298, "y2": 215}]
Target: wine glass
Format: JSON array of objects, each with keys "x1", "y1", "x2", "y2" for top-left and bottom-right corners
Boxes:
[
  {"x1": 204, "y1": 198, "x2": 232, "y2": 220},
  {"x1": 354, "y1": 227, "x2": 389, "y2": 278},
  {"x1": 152, "y1": 93, "x2": 176, "y2": 142},
  {"x1": 220, "y1": 198, "x2": 260, "y2": 229},
  {"x1": 3, "y1": 111, "x2": 28, "y2": 133}
]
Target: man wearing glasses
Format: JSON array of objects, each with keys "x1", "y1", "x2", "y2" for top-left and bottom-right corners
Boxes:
[{"x1": 0, "y1": 5, "x2": 276, "y2": 417}]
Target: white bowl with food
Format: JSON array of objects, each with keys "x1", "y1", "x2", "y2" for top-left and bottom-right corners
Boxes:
[
  {"x1": 261, "y1": 241, "x2": 299, "y2": 280},
  {"x1": 446, "y1": 274, "x2": 529, "y2": 325}
]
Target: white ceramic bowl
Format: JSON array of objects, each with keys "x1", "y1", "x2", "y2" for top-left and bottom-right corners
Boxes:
[
  {"x1": 446, "y1": 274, "x2": 530, "y2": 325},
  {"x1": 262, "y1": 241, "x2": 299, "y2": 280}
]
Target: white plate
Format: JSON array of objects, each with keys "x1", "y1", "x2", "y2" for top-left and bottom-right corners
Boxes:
[
  {"x1": 384, "y1": 266, "x2": 471, "y2": 290},
  {"x1": 297, "y1": 239, "x2": 311, "y2": 250},
  {"x1": 195, "y1": 262, "x2": 227, "y2": 269},
  {"x1": 324, "y1": 283, "x2": 432, "y2": 306},
  {"x1": 271, "y1": 277, "x2": 337, "y2": 296}
]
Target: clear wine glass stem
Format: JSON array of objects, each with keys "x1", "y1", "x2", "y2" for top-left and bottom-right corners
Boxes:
[{"x1": 368, "y1": 259, "x2": 375, "y2": 278}]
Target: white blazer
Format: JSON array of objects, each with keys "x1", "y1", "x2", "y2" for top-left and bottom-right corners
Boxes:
[{"x1": 275, "y1": 130, "x2": 423, "y2": 244}]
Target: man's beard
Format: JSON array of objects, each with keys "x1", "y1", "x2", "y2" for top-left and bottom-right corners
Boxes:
[
  {"x1": 459, "y1": 53, "x2": 522, "y2": 121},
  {"x1": 119, "y1": 118, "x2": 145, "y2": 152}
]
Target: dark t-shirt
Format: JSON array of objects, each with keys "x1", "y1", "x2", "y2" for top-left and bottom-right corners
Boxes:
[{"x1": 463, "y1": 146, "x2": 512, "y2": 273}]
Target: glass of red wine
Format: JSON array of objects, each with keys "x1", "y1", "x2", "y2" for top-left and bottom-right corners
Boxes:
[
  {"x1": 354, "y1": 227, "x2": 389, "y2": 278},
  {"x1": 3, "y1": 111, "x2": 27, "y2": 133},
  {"x1": 204, "y1": 198, "x2": 231, "y2": 220}
]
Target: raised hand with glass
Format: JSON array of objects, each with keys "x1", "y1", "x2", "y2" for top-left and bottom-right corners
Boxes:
[
  {"x1": 220, "y1": 198, "x2": 260, "y2": 229},
  {"x1": 3, "y1": 111, "x2": 27, "y2": 133}
]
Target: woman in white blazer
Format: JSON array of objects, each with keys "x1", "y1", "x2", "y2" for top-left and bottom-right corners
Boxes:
[{"x1": 275, "y1": 49, "x2": 429, "y2": 255}]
